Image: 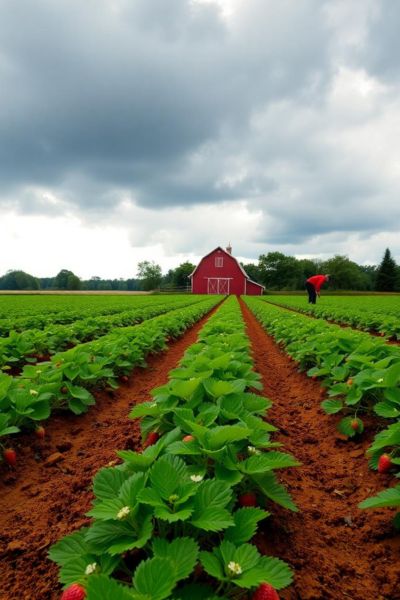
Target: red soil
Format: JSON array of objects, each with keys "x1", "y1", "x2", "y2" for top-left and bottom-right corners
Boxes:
[
  {"x1": 0, "y1": 307, "x2": 219, "y2": 600},
  {"x1": 240, "y1": 299, "x2": 400, "y2": 600}
]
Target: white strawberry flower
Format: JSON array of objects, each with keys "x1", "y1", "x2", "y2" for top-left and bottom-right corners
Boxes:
[
  {"x1": 247, "y1": 445, "x2": 260, "y2": 455},
  {"x1": 190, "y1": 474, "x2": 204, "y2": 482},
  {"x1": 227, "y1": 561, "x2": 242, "y2": 575},
  {"x1": 85, "y1": 562, "x2": 97, "y2": 575},
  {"x1": 378, "y1": 378, "x2": 384, "y2": 383},
  {"x1": 30, "y1": 389, "x2": 39, "y2": 396},
  {"x1": 116, "y1": 506, "x2": 131, "y2": 520}
]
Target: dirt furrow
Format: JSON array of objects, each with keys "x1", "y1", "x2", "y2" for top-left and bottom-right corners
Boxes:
[
  {"x1": 0, "y1": 305, "x2": 220, "y2": 600},
  {"x1": 240, "y1": 299, "x2": 400, "y2": 600}
]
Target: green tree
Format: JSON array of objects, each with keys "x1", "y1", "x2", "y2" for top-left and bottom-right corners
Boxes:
[
  {"x1": 297, "y1": 258, "x2": 319, "y2": 282},
  {"x1": 321, "y1": 255, "x2": 368, "y2": 290},
  {"x1": 137, "y1": 261, "x2": 162, "y2": 291},
  {"x1": 172, "y1": 262, "x2": 195, "y2": 288},
  {"x1": 376, "y1": 248, "x2": 397, "y2": 291},
  {"x1": 67, "y1": 273, "x2": 81, "y2": 290},
  {"x1": 54, "y1": 269, "x2": 81, "y2": 290},
  {"x1": 241, "y1": 263, "x2": 263, "y2": 284},
  {"x1": 258, "y1": 252, "x2": 302, "y2": 290},
  {"x1": 0, "y1": 270, "x2": 40, "y2": 290}
]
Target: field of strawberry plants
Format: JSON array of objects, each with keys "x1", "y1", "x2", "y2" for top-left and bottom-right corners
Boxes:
[
  {"x1": 1, "y1": 293, "x2": 400, "y2": 599},
  {"x1": 0, "y1": 295, "x2": 220, "y2": 455},
  {"x1": 265, "y1": 294, "x2": 400, "y2": 339}
]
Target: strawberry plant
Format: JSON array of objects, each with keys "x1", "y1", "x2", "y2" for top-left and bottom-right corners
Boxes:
[
  {"x1": 0, "y1": 297, "x2": 221, "y2": 445},
  {"x1": 49, "y1": 297, "x2": 296, "y2": 598}
]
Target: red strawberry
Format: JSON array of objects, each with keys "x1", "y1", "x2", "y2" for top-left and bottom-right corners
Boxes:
[
  {"x1": 347, "y1": 378, "x2": 353, "y2": 386},
  {"x1": 35, "y1": 425, "x2": 46, "y2": 440},
  {"x1": 238, "y1": 492, "x2": 257, "y2": 507},
  {"x1": 60, "y1": 583, "x2": 86, "y2": 600},
  {"x1": 3, "y1": 448, "x2": 17, "y2": 467},
  {"x1": 183, "y1": 435, "x2": 194, "y2": 442},
  {"x1": 252, "y1": 583, "x2": 280, "y2": 600},
  {"x1": 120, "y1": 375, "x2": 129, "y2": 383},
  {"x1": 61, "y1": 386, "x2": 68, "y2": 394},
  {"x1": 350, "y1": 419, "x2": 359, "y2": 431},
  {"x1": 144, "y1": 431, "x2": 159, "y2": 448},
  {"x1": 378, "y1": 453, "x2": 392, "y2": 474}
]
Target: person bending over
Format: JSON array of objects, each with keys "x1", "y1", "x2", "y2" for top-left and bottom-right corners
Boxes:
[{"x1": 305, "y1": 274, "x2": 330, "y2": 304}]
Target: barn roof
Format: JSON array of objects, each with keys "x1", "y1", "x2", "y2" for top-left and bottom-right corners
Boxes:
[{"x1": 189, "y1": 246, "x2": 265, "y2": 289}]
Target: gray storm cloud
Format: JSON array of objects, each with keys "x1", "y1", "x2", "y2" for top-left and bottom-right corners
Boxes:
[{"x1": 0, "y1": 0, "x2": 399, "y2": 260}]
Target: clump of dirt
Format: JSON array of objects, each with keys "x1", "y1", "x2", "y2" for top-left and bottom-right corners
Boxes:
[{"x1": 240, "y1": 299, "x2": 400, "y2": 600}]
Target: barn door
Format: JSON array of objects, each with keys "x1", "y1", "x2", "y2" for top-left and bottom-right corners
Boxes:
[
  {"x1": 218, "y1": 279, "x2": 229, "y2": 294},
  {"x1": 208, "y1": 279, "x2": 219, "y2": 294}
]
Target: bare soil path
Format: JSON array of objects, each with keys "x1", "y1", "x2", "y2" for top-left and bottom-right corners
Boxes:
[
  {"x1": 240, "y1": 299, "x2": 400, "y2": 600},
  {"x1": 0, "y1": 305, "x2": 220, "y2": 600}
]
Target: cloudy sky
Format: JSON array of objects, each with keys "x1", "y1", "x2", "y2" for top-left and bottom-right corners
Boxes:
[{"x1": 1, "y1": 0, "x2": 399, "y2": 279}]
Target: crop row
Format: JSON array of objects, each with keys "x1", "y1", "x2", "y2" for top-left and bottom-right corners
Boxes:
[
  {"x1": 0, "y1": 295, "x2": 198, "y2": 336},
  {"x1": 49, "y1": 296, "x2": 298, "y2": 600},
  {"x1": 265, "y1": 295, "x2": 400, "y2": 339},
  {"x1": 244, "y1": 297, "x2": 400, "y2": 525},
  {"x1": 0, "y1": 297, "x2": 222, "y2": 451},
  {"x1": 0, "y1": 296, "x2": 206, "y2": 371}
]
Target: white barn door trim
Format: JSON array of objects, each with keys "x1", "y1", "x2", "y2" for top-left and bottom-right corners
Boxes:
[{"x1": 206, "y1": 278, "x2": 231, "y2": 294}]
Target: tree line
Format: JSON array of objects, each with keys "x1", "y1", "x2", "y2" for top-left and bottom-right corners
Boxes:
[{"x1": 0, "y1": 249, "x2": 399, "y2": 292}]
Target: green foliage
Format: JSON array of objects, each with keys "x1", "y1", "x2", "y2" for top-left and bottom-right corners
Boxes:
[
  {"x1": 49, "y1": 296, "x2": 296, "y2": 598},
  {"x1": 376, "y1": 248, "x2": 398, "y2": 292},
  {"x1": 0, "y1": 270, "x2": 40, "y2": 290},
  {"x1": 137, "y1": 261, "x2": 162, "y2": 291}
]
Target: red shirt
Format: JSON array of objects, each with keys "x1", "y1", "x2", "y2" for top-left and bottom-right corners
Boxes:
[{"x1": 307, "y1": 275, "x2": 328, "y2": 292}]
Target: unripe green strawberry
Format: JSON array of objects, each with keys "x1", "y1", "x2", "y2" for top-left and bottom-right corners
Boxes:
[
  {"x1": 35, "y1": 425, "x2": 46, "y2": 440},
  {"x1": 378, "y1": 453, "x2": 392, "y2": 474},
  {"x1": 144, "y1": 431, "x2": 159, "y2": 448},
  {"x1": 183, "y1": 435, "x2": 194, "y2": 442},
  {"x1": 3, "y1": 448, "x2": 16, "y2": 467},
  {"x1": 252, "y1": 583, "x2": 280, "y2": 600},
  {"x1": 60, "y1": 583, "x2": 86, "y2": 600},
  {"x1": 238, "y1": 492, "x2": 257, "y2": 507}
]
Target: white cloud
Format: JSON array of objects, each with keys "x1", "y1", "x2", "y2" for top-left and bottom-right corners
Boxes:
[{"x1": 1, "y1": 0, "x2": 400, "y2": 277}]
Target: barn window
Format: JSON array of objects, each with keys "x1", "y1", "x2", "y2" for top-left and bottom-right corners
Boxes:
[{"x1": 215, "y1": 257, "x2": 223, "y2": 267}]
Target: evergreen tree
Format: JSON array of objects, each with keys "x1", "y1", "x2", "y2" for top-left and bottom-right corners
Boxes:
[{"x1": 376, "y1": 248, "x2": 397, "y2": 291}]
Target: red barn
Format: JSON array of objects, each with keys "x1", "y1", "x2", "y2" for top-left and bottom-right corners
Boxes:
[{"x1": 189, "y1": 246, "x2": 264, "y2": 295}]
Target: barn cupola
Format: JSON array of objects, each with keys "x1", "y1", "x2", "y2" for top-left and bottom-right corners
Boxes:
[{"x1": 226, "y1": 243, "x2": 232, "y2": 255}]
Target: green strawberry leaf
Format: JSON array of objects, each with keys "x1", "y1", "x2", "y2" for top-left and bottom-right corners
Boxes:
[
  {"x1": 93, "y1": 468, "x2": 130, "y2": 501},
  {"x1": 48, "y1": 528, "x2": 89, "y2": 566},
  {"x1": 224, "y1": 508, "x2": 269, "y2": 544},
  {"x1": 152, "y1": 537, "x2": 199, "y2": 581},
  {"x1": 133, "y1": 556, "x2": 177, "y2": 600},
  {"x1": 321, "y1": 399, "x2": 343, "y2": 414},
  {"x1": 86, "y1": 574, "x2": 135, "y2": 600},
  {"x1": 359, "y1": 485, "x2": 400, "y2": 509}
]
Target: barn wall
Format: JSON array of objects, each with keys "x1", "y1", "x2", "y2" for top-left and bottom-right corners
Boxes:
[{"x1": 245, "y1": 280, "x2": 264, "y2": 296}]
